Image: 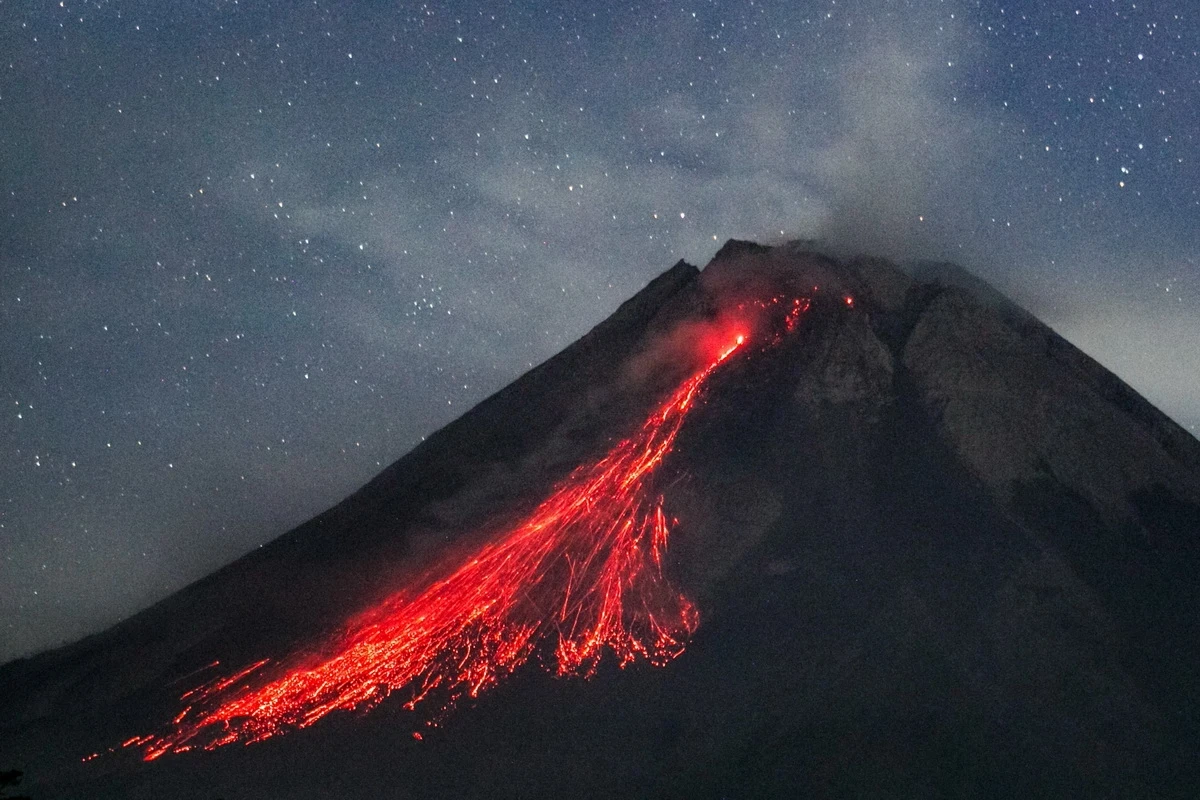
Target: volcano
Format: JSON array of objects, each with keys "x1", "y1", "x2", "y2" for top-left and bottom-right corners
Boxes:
[{"x1": 3, "y1": 241, "x2": 1199, "y2": 798}]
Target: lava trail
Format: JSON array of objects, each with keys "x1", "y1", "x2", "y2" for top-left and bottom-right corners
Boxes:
[{"x1": 137, "y1": 303, "x2": 806, "y2": 760}]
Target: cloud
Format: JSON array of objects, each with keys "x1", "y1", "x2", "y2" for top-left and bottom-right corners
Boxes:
[{"x1": 210, "y1": 0, "x2": 1199, "y2": 442}]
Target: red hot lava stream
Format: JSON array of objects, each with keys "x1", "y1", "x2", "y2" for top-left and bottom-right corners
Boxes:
[{"x1": 134, "y1": 300, "x2": 808, "y2": 760}]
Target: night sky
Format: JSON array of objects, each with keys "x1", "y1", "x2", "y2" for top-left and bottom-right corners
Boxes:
[{"x1": 2, "y1": 0, "x2": 1197, "y2": 663}]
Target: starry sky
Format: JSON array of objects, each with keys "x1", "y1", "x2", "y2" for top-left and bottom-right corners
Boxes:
[{"x1": 2, "y1": 0, "x2": 1197, "y2": 663}]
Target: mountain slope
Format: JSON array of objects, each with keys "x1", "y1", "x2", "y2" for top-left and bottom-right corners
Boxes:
[{"x1": 3, "y1": 241, "x2": 1199, "y2": 798}]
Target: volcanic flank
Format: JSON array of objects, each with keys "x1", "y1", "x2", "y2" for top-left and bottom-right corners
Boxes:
[{"x1": 3, "y1": 241, "x2": 1200, "y2": 798}]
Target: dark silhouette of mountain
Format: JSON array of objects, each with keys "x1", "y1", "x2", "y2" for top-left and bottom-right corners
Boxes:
[{"x1": 2, "y1": 241, "x2": 1199, "y2": 798}]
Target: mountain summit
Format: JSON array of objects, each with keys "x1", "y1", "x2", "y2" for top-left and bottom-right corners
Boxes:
[{"x1": 3, "y1": 241, "x2": 1199, "y2": 797}]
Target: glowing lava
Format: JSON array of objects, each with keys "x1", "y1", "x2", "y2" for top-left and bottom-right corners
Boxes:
[{"x1": 136, "y1": 301, "x2": 808, "y2": 760}]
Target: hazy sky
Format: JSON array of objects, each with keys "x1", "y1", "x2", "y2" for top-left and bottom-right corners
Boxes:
[{"x1": 2, "y1": 0, "x2": 1197, "y2": 662}]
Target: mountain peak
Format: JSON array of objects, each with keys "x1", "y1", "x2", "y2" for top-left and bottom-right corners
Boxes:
[{"x1": 710, "y1": 237, "x2": 773, "y2": 262}]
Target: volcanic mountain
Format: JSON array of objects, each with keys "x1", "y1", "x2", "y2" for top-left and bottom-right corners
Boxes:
[{"x1": 3, "y1": 241, "x2": 1199, "y2": 798}]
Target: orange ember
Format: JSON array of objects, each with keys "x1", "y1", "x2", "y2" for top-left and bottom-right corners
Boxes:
[{"x1": 134, "y1": 298, "x2": 809, "y2": 760}]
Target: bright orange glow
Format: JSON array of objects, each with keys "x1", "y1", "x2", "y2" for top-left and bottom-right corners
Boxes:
[
  {"x1": 717, "y1": 336, "x2": 745, "y2": 362},
  {"x1": 132, "y1": 299, "x2": 810, "y2": 761}
]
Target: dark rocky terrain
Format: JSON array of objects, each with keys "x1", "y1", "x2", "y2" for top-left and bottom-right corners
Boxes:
[{"x1": 3, "y1": 240, "x2": 1199, "y2": 798}]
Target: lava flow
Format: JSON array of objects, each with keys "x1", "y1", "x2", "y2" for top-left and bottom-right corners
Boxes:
[{"x1": 136, "y1": 301, "x2": 808, "y2": 761}]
